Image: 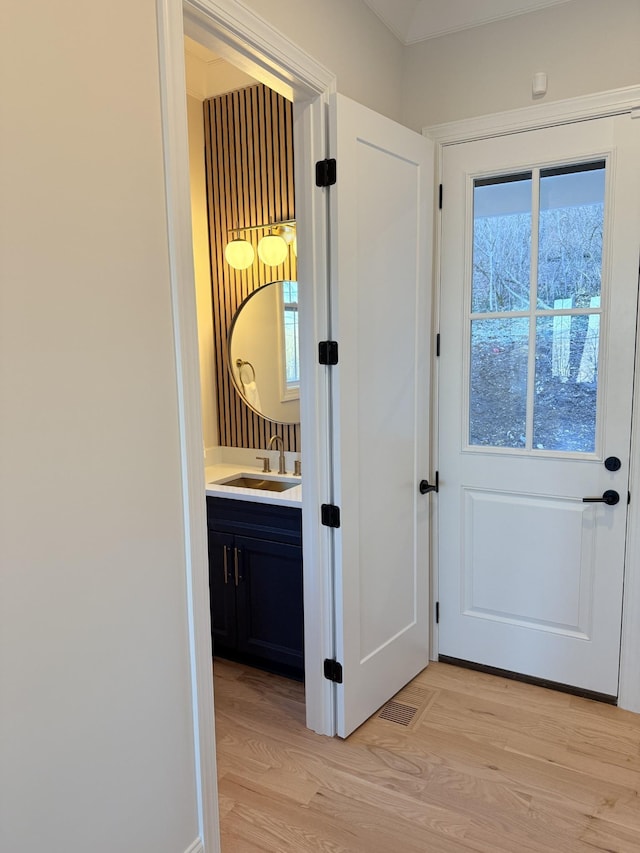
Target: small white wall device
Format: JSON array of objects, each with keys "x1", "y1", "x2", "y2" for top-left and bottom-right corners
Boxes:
[{"x1": 532, "y1": 71, "x2": 548, "y2": 97}]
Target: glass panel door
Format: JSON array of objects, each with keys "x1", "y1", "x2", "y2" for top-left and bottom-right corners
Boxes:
[{"x1": 438, "y1": 113, "x2": 640, "y2": 697}]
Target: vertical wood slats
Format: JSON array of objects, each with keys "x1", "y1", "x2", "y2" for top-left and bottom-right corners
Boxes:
[{"x1": 204, "y1": 85, "x2": 300, "y2": 453}]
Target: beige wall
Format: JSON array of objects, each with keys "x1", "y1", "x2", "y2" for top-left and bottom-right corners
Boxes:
[
  {"x1": 402, "y1": 0, "x2": 640, "y2": 130},
  {"x1": 0, "y1": 3, "x2": 199, "y2": 852},
  {"x1": 187, "y1": 94, "x2": 218, "y2": 451},
  {"x1": 242, "y1": 0, "x2": 405, "y2": 123}
]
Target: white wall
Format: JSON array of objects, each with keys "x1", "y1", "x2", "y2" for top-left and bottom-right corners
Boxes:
[
  {"x1": 0, "y1": 3, "x2": 201, "y2": 852},
  {"x1": 185, "y1": 44, "x2": 261, "y2": 455},
  {"x1": 402, "y1": 0, "x2": 640, "y2": 130},
  {"x1": 187, "y1": 94, "x2": 218, "y2": 452},
  {"x1": 241, "y1": 0, "x2": 405, "y2": 123}
]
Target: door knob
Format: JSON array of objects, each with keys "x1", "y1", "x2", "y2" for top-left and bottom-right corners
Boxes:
[
  {"x1": 419, "y1": 474, "x2": 439, "y2": 494},
  {"x1": 582, "y1": 490, "x2": 620, "y2": 506}
]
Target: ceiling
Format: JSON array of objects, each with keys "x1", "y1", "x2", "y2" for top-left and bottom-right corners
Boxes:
[{"x1": 363, "y1": 0, "x2": 572, "y2": 45}]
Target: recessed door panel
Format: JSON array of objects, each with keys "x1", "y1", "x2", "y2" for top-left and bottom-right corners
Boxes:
[
  {"x1": 331, "y1": 94, "x2": 433, "y2": 736},
  {"x1": 463, "y1": 488, "x2": 595, "y2": 635}
]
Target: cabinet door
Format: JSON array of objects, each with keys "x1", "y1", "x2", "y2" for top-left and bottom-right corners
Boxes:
[
  {"x1": 207, "y1": 531, "x2": 237, "y2": 650},
  {"x1": 234, "y1": 535, "x2": 304, "y2": 673}
]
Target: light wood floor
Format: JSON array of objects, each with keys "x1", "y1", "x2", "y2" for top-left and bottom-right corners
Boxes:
[{"x1": 213, "y1": 659, "x2": 640, "y2": 852}]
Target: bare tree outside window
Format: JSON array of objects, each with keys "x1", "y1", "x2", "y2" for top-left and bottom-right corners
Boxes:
[{"x1": 469, "y1": 163, "x2": 605, "y2": 452}]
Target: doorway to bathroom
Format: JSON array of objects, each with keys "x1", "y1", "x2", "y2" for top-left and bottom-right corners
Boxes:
[
  {"x1": 185, "y1": 37, "x2": 310, "y2": 678},
  {"x1": 178, "y1": 0, "x2": 436, "y2": 745}
]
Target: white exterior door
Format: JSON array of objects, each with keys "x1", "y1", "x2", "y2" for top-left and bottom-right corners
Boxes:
[
  {"x1": 438, "y1": 115, "x2": 640, "y2": 697},
  {"x1": 329, "y1": 94, "x2": 434, "y2": 737}
]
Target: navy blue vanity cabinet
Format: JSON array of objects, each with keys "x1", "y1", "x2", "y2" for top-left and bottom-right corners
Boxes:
[
  {"x1": 208, "y1": 530, "x2": 237, "y2": 650},
  {"x1": 206, "y1": 497, "x2": 304, "y2": 680}
]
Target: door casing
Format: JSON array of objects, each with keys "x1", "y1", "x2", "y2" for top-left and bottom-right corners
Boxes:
[{"x1": 425, "y1": 87, "x2": 640, "y2": 714}]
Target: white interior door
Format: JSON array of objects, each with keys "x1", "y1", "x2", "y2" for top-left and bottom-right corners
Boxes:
[
  {"x1": 438, "y1": 114, "x2": 640, "y2": 697},
  {"x1": 329, "y1": 94, "x2": 434, "y2": 737}
]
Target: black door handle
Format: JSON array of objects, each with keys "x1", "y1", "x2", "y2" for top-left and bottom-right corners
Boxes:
[
  {"x1": 419, "y1": 475, "x2": 439, "y2": 495},
  {"x1": 583, "y1": 490, "x2": 620, "y2": 506}
]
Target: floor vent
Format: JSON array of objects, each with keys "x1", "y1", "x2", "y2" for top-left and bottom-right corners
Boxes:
[
  {"x1": 397, "y1": 685, "x2": 432, "y2": 707},
  {"x1": 378, "y1": 700, "x2": 418, "y2": 726}
]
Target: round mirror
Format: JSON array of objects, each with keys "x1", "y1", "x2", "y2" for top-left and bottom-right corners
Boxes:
[{"x1": 227, "y1": 280, "x2": 300, "y2": 425}]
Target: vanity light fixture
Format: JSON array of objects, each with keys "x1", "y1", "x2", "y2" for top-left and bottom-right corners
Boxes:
[
  {"x1": 224, "y1": 239, "x2": 255, "y2": 270},
  {"x1": 225, "y1": 219, "x2": 296, "y2": 270},
  {"x1": 257, "y1": 233, "x2": 288, "y2": 266}
]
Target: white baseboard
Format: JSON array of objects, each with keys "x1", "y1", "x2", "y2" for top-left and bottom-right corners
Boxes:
[{"x1": 184, "y1": 838, "x2": 204, "y2": 853}]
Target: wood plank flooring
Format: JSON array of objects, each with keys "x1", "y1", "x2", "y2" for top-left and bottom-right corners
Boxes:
[{"x1": 213, "y1": 660, "x2": 640, "y2": 852}]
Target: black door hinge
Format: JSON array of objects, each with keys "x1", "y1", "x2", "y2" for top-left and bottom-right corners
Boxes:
[
  {"x1": 321, "y1": 504, "x2": 341, "y2": 528},
  {"x1": 318, "y1": 340, "x2": 339, "y2": 365},
  {"x1": 438, "y1": 184, "x2": 443, "y2": 209},
  {"x1": 436, "y1": 333, "x2": 440, "y2": 357},
  {"x1": 435, "y1": 601, "x2": 440, "y2": 624},
  {"x1": 324, "y1": 658, "x2": 343, "y2": 683},
  {"x1": 628, "y1": 491, "x2": 631, "y2": 505},
  {"x1": 316, "y1": 158, "x2": 337, "y2": 187}
]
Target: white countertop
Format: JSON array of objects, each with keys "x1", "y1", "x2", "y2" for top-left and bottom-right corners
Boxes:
[{"x1": 205, "y1": 463, "x2": 302, "y2": 508}]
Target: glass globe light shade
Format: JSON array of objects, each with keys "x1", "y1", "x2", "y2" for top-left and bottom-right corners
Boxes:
[
  {"x1": 278, "y1": 224, "x2": 296, "y2": 244},
  {"x1": 257, "y1": 234, "x2": 288, "y2": 266},
  {"x1": 292, "y1": 236, "x2": 297, "y2": 257},
  {"x1": 224, "y1": 239, "x2": 254, "y2": 270}
]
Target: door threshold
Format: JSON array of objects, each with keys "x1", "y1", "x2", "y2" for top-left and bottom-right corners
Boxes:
[{"x1": 438, "y1": 655, "x2": 617, "y2": 705}]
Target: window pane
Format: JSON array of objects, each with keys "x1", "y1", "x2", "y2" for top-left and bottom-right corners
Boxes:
[
  {"x1": 281, "y1": 280, "x2": 299, "y2": 386},
  {"x1": 537, "y1": 162, "x2": 605, "y2": 309},
  {"x1": 533, "y1": 314, "x2": 599, "y2": 452},
  {"x1": 284, "y1": 306, "x2": 299, "y2": 384},
  {"x1": 282, "y1": 279, "x2": 298, "y2": 304},
  {"x1": 469, "y1": 318, "x2": 529, "y2": 448},
  {"x1": 472, "y1": 174, "x2": 532, "y2": 313}
]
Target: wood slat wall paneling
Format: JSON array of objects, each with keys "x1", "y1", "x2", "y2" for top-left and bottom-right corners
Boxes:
[
  {"x1": 204, "y1": 85, "x2": 300, "y2": 453},
  {"x1": 228, "y1": 91, "x2": 243, "y2": 447}
]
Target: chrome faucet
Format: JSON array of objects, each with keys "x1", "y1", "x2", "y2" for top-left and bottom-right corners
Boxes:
[{"x1": 268, "y1": 435, "x2": 287, "y2": 475}]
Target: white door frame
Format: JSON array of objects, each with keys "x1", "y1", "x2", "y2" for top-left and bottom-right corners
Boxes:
[
  {"x1": 156, "y1": 1, "x2": 337, "y2": 850},
  {"x1": 425, "y1": 85, "x2": 640, "y2": 714}
]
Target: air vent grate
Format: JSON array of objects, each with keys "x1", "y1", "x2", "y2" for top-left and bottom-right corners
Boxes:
[
  {"x1": 378, "y1": 700, "x2": 418, "y2": 726},
  {"x1": 397, "y1": 685, "x2": 432, "y2": 707}
]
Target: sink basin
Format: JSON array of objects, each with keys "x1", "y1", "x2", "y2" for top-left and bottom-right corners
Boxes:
[{"x1": 211, "y1": 474, "x2": 299, "y2": 492}]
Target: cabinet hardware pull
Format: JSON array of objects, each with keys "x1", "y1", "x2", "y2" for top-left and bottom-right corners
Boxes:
[
  {"x1": 234, "y1": 548, "x2": 240, "y2": 586},
  {"x1": 223, "y1": 545, "x2": 229, "y2": 584}
]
